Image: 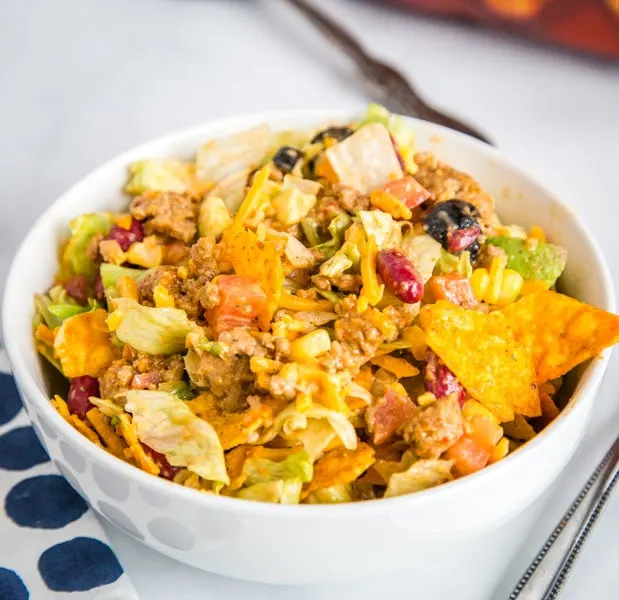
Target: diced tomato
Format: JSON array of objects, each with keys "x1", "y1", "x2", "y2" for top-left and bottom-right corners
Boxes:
[
  {"x1": 429, "y1": 274, "x2": 478, "y2": 309},
  {"x1": 445, "y1": 436, "x2": 490, "y2": 477},
  {"x1": 206, "y1": 275, "x2": 267, "y2": 336},
  {"x1": 381, "y1": 175, "x2": 431, "y2": 209},
  {"x1": 366, "y1": 387, "x2": 416, "y2": 445}
]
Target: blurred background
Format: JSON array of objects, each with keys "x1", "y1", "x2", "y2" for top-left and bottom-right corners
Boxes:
[{"x1": 1, "y1": 1, "x2": 619, "y2": 598}]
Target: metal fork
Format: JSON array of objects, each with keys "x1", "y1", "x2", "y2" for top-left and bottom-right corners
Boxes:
[
  {"x1": 283, "y1": 0, "x2": 493, "y2": 145},
  {"x1": 506, "y1": 436, "x2": 619, "y2": 599}
]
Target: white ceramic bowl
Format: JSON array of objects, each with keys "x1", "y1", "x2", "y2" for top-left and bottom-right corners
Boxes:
[{"x1": 3, "y1": 111, "x2": 615, "y2": 585}]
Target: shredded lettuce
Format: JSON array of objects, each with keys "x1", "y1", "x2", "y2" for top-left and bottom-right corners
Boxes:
[
  {"x1": 236, "y1": 479, "x2": 302, "y2": 504},
  {"x1": 125, "y1": 159, "x2": 194, "y2": 195},
  {"x1": 109, "y1": 298, "x2": 193, "y2": 355},
  {"x1": 315, "y1": 212, "x2": 353, "y2": 258},
  {"x1": 196, "y1": 124, "x2": 273, "y2": 183},
  {"x1": 358, "y1": 103, "x2": 416, "y2": 172},
  {"x1": 268, "y1": 230, "x2": 316, "y2": 269},
  {"x1": 125, "y1": 390, "x2": 229, "y2": 484},
  {"x1": 271, "y1": 176, "x2": 320, "y2": 226},
  {"x1": 437, "y1": 249, "x2": 473, "y2": 277},
  {"x1": 384, "y1": 459, "x2": 454, "y2": 498},
  {"x1": 157, "y1": 381, "x2": 196, "y2": 401},
  {"x1": 400, "y1": 232, "x2": 442, "y2": 283},
  {"x1": 323, "y1": 123, "x2": 404, "y2": 192},
  {"x1": 208, "y1": 170, "x2": 250, "y2": 214},
  {"x1": 62, "y1": 213, "x2": 114, "y2": 279},
  {"x1": 243, "y1": 450, "x2": 313, "y2": 486},
  {"x1": 306, "y1": 483, "x2": 353, "y2": 504},
  {"x1": 90, "y1": 397, "x2": 125, "y2": 417},
  {"x1": 301, "y1": 217, "x2": 322, "y2": 247},
  {"x1": 34, "y1": 286, "x2": 94, "y2": 329},
  {"x1": 99, "y1": 264, "x2": 150, "y2": 300},
  {"x1": 186, "y1": 330, "x2": 226, "y2": 357},
  {"x1": 198, "y1": 196, "x2": 232, "y2": 239},
  {"x1": 359, "y1": 210, "x2": 401, "y2": 250},
  {"x1": 260, "y1": 404, "x2": 358, "y2": 453}
]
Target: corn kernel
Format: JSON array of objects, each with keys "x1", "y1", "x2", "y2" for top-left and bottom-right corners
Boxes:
[
  {"x1": 106, "y1": 311, "x2": 122, "y2": 332},
  {"x1": 461, "y1": 399, "x2": 500, "y2": 425},
  {"x1": 417, "y1": 392, "x2": 436, "y2": 407},
  {"x1": 496, "y1": 269, "x2": 524, "y2": 305},
  {"x1": 402, "y1": 325, "x2": 427, "y2": 361},
  {"x1": 153, "y1": 284, "x2": 175, "y2": 308},
  {"x1": 117, "y1": 276, "x2": 138, "y2": 301},
  {"x1": 290, "y1": 329, "x2": 331, "y2": 362},
  {"x1": 255, "y1": 222, "x2": 266, "y2": 242},
  {"x1": 295, "y1": 391, "x2": 313, "y2": 412},
  {"x1": 470, "y1": 268, "x2": 490, "y2": 301},
  {"x1": 126, "y1": 238, "x2": 163, "y2": 268},
  {"x1": 528, "y1": 225, "x2": 546, "y2": 244},
  {"x1": 485, "y1": 256, "x2": 506, "y2": 304},
  {"x1": 490, "y1": 437, "x2": 510, "y2": 463},
  {"x1": 177, "y1": 266, "x2": 188, "y2": 280}
]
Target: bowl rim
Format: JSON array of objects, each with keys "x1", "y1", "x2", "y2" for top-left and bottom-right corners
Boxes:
[{"x1": 3, "y1": 109, "x2": 615, "y2": 517}]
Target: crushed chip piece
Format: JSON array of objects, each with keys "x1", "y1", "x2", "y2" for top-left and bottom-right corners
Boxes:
[
  {"x1": 420, "y1": 301, "x2": 539, "y2": 421},
  {"x1": 302, "y1": 443, "x2": 375, "y2": 498},
  {"x1": 187, "y1": 393, "x2": 284, "y2": 450},
  {"x1": 502, "y1": 291, "x2": 619, "y2": 383}
]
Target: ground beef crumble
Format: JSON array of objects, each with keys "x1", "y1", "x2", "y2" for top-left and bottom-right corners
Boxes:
[
  {"x1": 130, "y1": 191, "x2": 199, "y2": 243},
  {"x1": 98, "y1": 351, "x2": 184, "y2": 400}
]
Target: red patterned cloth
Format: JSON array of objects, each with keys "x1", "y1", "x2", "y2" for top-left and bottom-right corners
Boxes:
[{"x1": 386, "y1": 0, "x2": 619, "y2": 58}]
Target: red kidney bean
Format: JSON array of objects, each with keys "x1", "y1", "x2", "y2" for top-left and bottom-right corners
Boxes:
[
  {"x1": 376, "y1": 249, "x2": 423, "y2": 304},
  {"x1": 63, "y1": 275, "x2": 90, "y2": 306},
  {"x1": 142, "y1": 443, "x2": 181, "y2": 480},
  {"x1": 107, "y1": 218, "x2": 144, "y2": 251},
  {"x1": 424, "y1": 350, "x2": 465, "y2": 406},
  {"x1": 67, "y1": 376, "x2": 100, "y2": 418},
  {"x1": 94, "y1": 271, "x2": 105, "y2": 301},
  {"x1": 447, "y1": 226, "x2": 481, "y2": 254}
]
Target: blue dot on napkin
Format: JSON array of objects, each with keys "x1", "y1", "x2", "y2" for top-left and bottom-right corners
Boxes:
[
  {"x1": 0, "y1": 567, "x2": 29, "y2": 600},
  {"x1": 5, "y1": 474, "x2": 88, "y2": 529},
  {"x1": 38, "y1": 537, "x2": 123, "y2": 592},
  {"x1": 0, "y1": 373, "x2": 22, "y2": 425},
  {"x1": 0, "y1": 427, "x2": 50, "y2": 470}
]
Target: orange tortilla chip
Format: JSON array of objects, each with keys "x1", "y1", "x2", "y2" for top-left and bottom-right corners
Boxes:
[
  {"x1": 501, "y1": 291, "x2": 619, "y2": 384},
  {"x1": 420, "y1": 301, "x2": 539, "y2": 422},
  {"x1": 302, "y1": 442, "x2": 375, "y2": 498},
  {"x1": 186, "y1": 393, "x2": 285, "y2": 450}
]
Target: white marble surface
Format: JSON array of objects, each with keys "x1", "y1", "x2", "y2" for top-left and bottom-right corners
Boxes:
[{"x1": 3, "y1": 0, "x2": 619, "y2": 597}]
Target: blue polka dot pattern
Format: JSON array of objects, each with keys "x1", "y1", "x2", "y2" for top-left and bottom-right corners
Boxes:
[
  {"x1": 5, "y1": 475, "x2": 88, "y2": 529},
  {"x1": 0, "y1": 427, "x2": 50, "y2": 470},
  {"x1": 38, "y1": 537, "x2": 123, "y2": 592},
  {"x1": 0, "y1": 373, "x2": 22, "y2": 425},
  {"x1": 0, "y1": 567, "x2": 29, "y2": 600}
]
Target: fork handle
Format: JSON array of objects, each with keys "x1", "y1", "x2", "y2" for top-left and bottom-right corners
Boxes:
[{"x1": 508, "y1": 437, "x2": 619, "y2": 600}]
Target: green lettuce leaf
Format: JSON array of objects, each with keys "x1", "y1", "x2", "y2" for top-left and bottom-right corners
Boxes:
[
  {"x1": 359, "y1": 210, "x2": 402, "y2": 250},
  {"x1": 125, "y1": 159, "x2": 194, "y2": 195},
  {"x1": 196, "y1": 123, "x2": 273, "y2": 183},
  {"x1": 236, "y1": 479, "x2": 302, "y2": 504},
  {"x1": 198, "y1": 196, "x2": 232, "y2": 239},
  {"x1": 157, "y1": 380, "x2": 196, "y2": 401},
  {"x1": 399, "y1": 232, "x2": 442, "y2": 283},
  {"x1": 259, "y1": 404, "x2": 358, "y2": 454},
  {"x1": 436, "y1": 249, "x2": 473, "y2": 277},
  {"x1": 315, "y1": 212, "x2": 353, "y2": 258},
  {"x1": 125, "y1": 390, "x2": 229, "y2": 484},
  {"x1": 485, "y1": 236, "x2": 567, "y2": 285},
  {"x1": 305, "y1": 483, "x2": 353, "y2": 504},
  {"x1": 384, "y1": 459, "x2": 454, "y2": 498},
  {"x1": 62, "y1": 213, "x2": 114, "y2": 279},
  {"x1": 110, "y1": 298, "x2": 193, "y2": 354},
  {"x1": 358, "y1": 103, "x2": 416, "y2": 172},
  {"x1": 243, "y1": 450, "x2": 313, "y2": 486},
  {"x1": 100, "y1": 263, "x2": 151, "y2": 298}
]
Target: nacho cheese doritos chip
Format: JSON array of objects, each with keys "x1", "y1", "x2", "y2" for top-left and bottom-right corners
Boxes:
[
  {"x1": 502, "y1": 291, "x2": 619, "y2": 384},
  {"x1": 420, "y1": 301, "x2": 539, "y2": 422}
]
